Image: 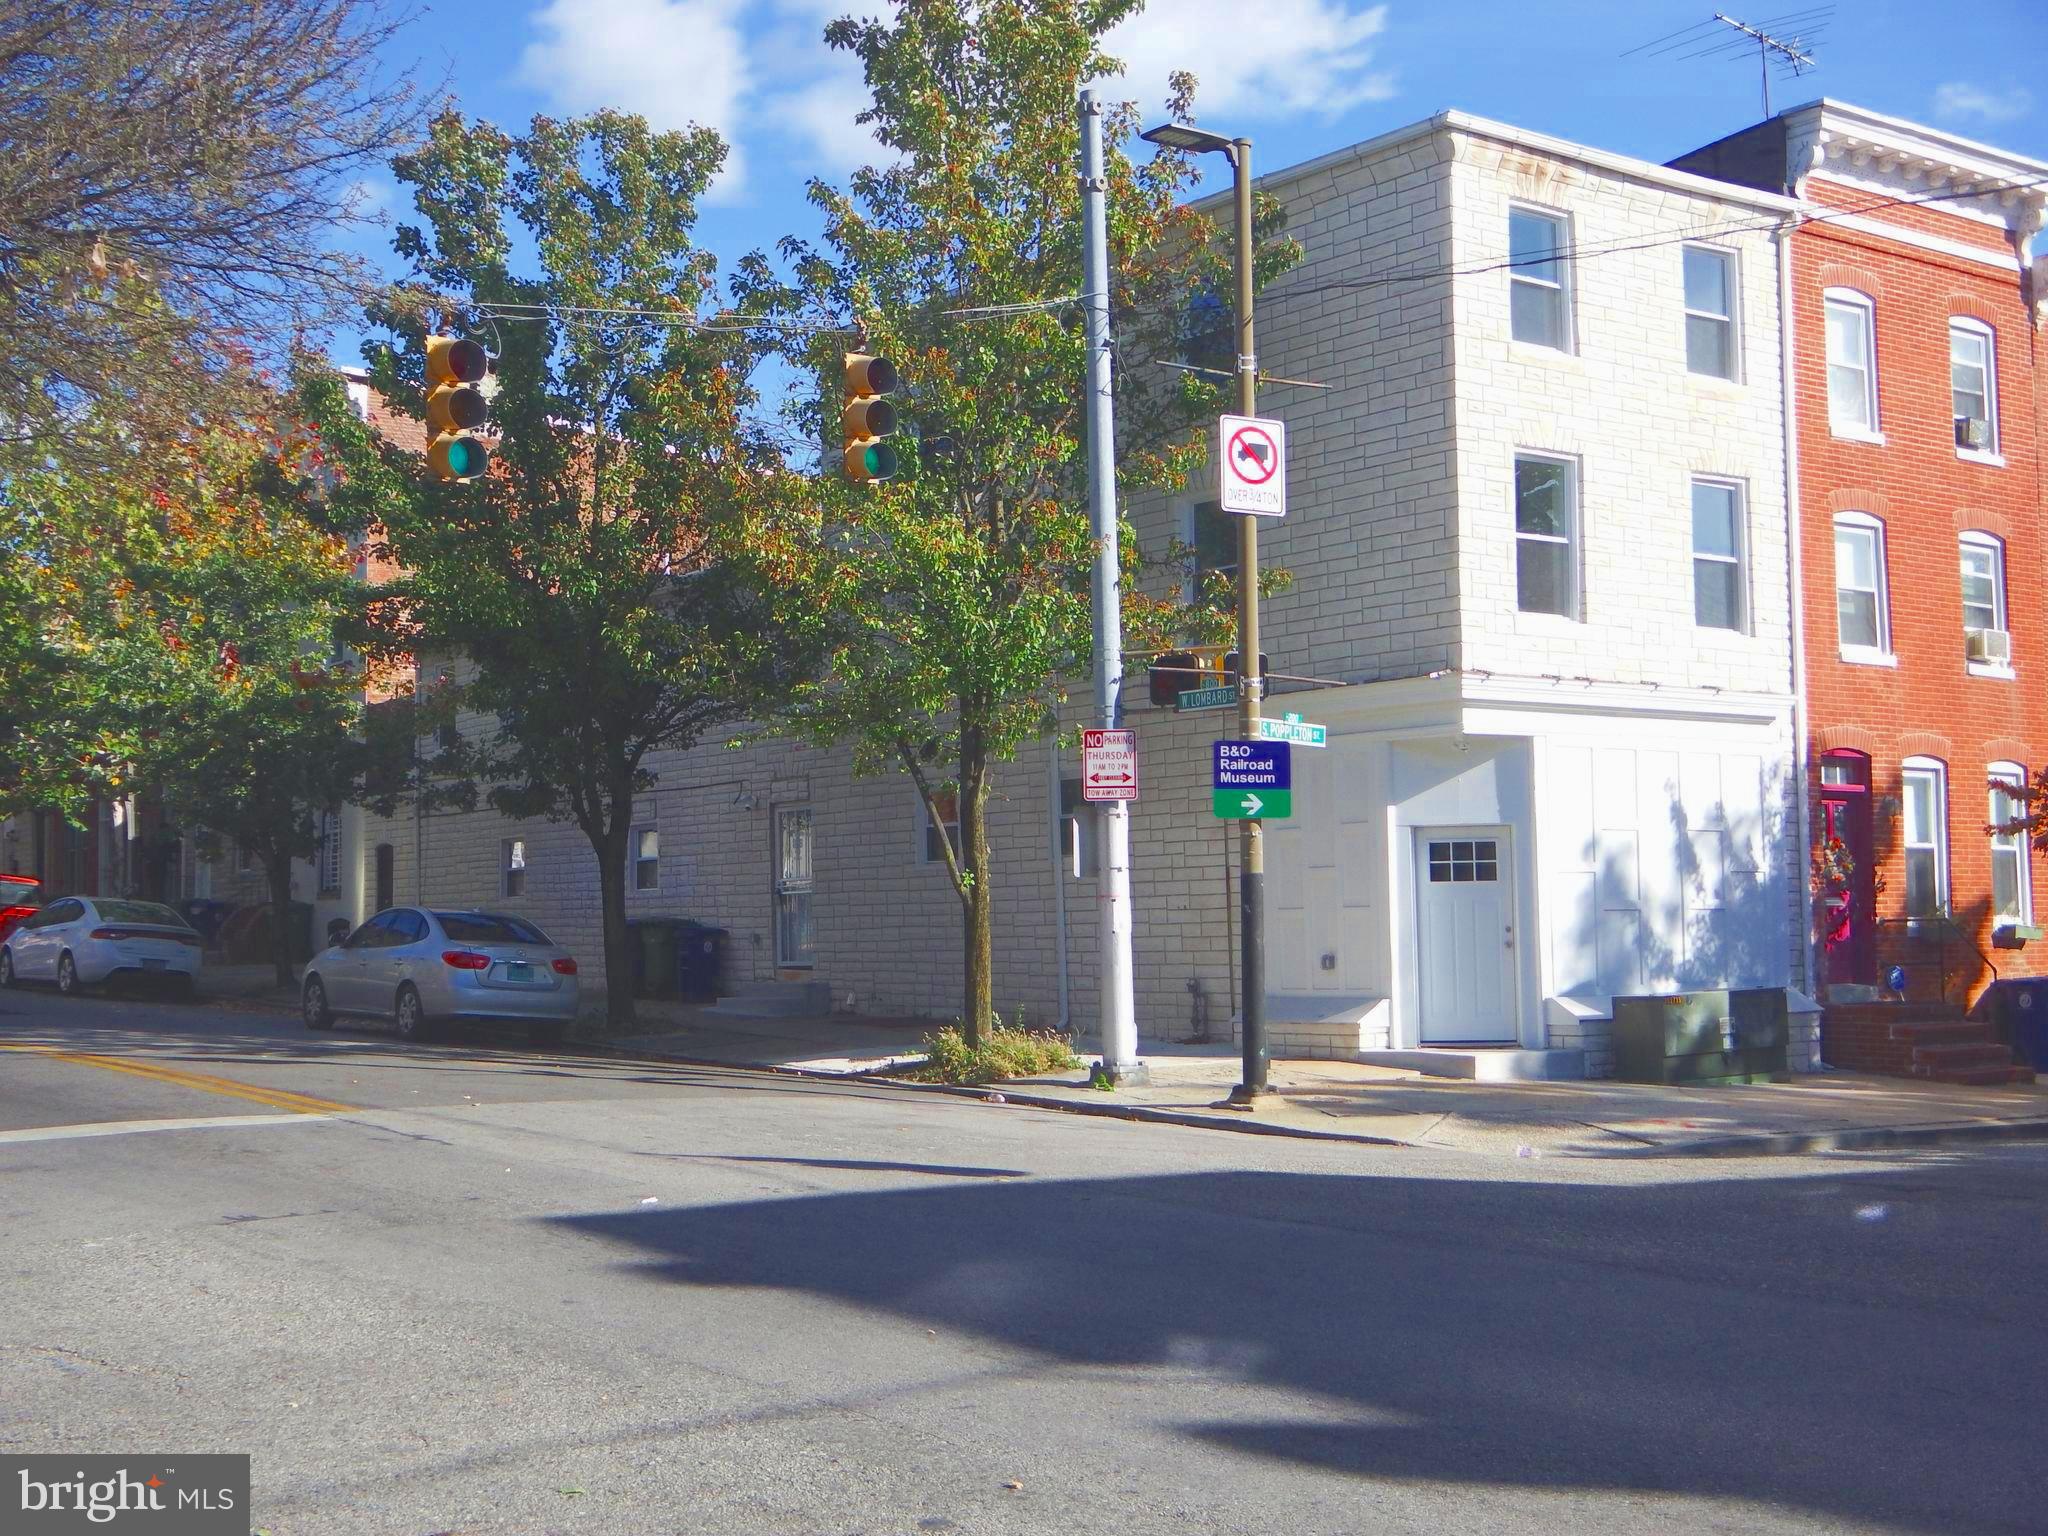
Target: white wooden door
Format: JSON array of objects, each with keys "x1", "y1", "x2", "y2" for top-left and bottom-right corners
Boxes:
[{"x1": 1415, "y1": 827, "x2": 1517, "y2": 1044}]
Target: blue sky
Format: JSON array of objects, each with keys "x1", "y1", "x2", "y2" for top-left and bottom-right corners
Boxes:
[{"x1": 335, "y1": 0, "x2": 2048, "y2": 360}]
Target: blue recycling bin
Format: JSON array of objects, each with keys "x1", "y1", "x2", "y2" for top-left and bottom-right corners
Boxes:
[{"x1": 1976, "y1": 978, "x2": 2048, "y2": 1071}]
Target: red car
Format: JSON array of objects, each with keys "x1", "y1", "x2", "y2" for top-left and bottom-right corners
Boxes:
[{"x1": 0, "y1": 874, "x2": 41, "y2": 944}]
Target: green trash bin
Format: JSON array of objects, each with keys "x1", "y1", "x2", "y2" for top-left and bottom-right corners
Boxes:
[
  {"x1": 627, "y1": 917, "x2": 684, "y2": 998},
  {"x1": 1611, "y1": 988, "x2": 1790, "y2": 1084}
]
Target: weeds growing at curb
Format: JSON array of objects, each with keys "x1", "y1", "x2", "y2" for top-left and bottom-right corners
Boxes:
[{"x1": 906, "y1": 1023, "x2": 1081, "y2": 1084}]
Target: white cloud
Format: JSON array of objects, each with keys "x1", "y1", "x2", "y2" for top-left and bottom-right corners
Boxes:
[
  {"x1": 761, "y1": 0, "x2": 895, "y2": 178},
  {"x1": 518, "y1": 0, "x2": 753, "y2": 195},
  {"x1": 1932, "y1": 81, "x2": 2034, "y2": 125},
  {"x1": 1104, "y1": 0, "x2": 1395, "y2": 120}
]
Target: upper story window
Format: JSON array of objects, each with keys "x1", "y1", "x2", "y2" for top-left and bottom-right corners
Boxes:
[
  {"x1": 1960, "y1": 532, "x2": 2012, "y2": 672},
  {"x1": 1833, "y1": 512, "x2": 1890, "y2": 662},
  {"x1": 502, "y1": 838, "x2": 526, "y2": 898},
  {"x1": 1513, "y1": 453, "x2": 1578, "y2": 618},
  {"x1": 1901, "y1": 757, "x2": 1949, "y2": 918},
  {"x1": 922, "y1": 788, "x2": 961, "y2": 865},
  {"x1": 1691, "y1": 479, "x2": 1746, "y2": 631},
  {"x1": 1682, "y1": 245, "x2": 1738, "y2": 379},
  {"x1": 1824, "y1": 289, "x2": 1879, "y2": 438},
  {"x1": 1989, "y1": 763, "x2": 2032, "y2": 926},
  {"x1": 1187, "y1": 499, "x2": 1237, "y2": 589},
  {"x1": 1949, "y1": 319, "x2": 1999, "y2": 457},
  {"x1": 1509, "y1": 207, "x2": 1571, "y2": 351},
  {"x1": 634, "y1": 828, "x2": 659, "y2": 891}
]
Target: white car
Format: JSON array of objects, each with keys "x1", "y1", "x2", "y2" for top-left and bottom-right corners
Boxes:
[
  {"x1": 301, "y1": 907, "x2": 580, "y2": 1043},
  {"x1": 0, "y1": 895, "x2": 205, "y2": 996}
]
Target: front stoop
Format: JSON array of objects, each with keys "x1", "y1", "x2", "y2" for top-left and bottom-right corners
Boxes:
[{"x1": 1823, "y1": 1003, "x2": 2036, "y2": 1085}]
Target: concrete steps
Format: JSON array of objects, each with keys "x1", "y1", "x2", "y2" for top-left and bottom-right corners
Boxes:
[
  {"x1": 705, "y1": 979, "x2": 833, "y2": 1019},
  {"x1": 1822, "y1": 1000, "x2": 2035, "y2": 1084}
]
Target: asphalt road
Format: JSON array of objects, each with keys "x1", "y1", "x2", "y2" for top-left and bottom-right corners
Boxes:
[{"x1": 2, "y1": 982, "x2": 2044, "y2": 1536}]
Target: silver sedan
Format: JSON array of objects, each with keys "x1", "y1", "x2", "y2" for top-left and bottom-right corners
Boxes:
[{"x1": 302, "y1": 908, "x2": 580, "y2": 1043}]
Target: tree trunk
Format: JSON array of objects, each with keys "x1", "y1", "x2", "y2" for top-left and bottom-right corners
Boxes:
[
  {"x1": 263, "y1": 847, "x2": 295, "y2": 990},
  {"x1": 591, "y1": 809, "x2": 636, "y2": 1029},
  {"x1": 960, "y1": 726, "x2": 994, "y2": 1047}
]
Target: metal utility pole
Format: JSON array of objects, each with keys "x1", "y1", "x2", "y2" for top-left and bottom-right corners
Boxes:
[
  {"x1": 1078, "y1": 87, "x2": 1142, "y2": 1084},
  {"x1": 1226, "y1": 136, "x2": 1269, "y2": 1101}
]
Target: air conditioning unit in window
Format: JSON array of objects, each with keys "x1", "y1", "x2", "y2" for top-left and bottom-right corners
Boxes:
[
  {"x1": 1967, "y1": 627, "x2": 2012, "y2": 665},
  {"x1": 1955, "y1": 416, "x2": 1991, "y2": 450}
]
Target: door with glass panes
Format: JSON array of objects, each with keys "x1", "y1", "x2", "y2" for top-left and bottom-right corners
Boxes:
[{"x1": 774, "y1": 807, "x2": 815, "y2": 969}]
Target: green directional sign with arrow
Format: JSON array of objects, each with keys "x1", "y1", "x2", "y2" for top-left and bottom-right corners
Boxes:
[{"x1": 1213, "y1": 787, "x2": 1291, "y2": 819}]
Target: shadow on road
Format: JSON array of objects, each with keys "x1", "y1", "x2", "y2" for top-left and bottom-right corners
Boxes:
[{"x1": 551, "y1": 1166, "x2": 2042, "y2": 1534}]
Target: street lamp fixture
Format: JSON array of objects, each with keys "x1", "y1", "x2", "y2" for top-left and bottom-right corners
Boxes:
[
  {"x1": 1141, "y1": 118, "x2": 1271, "y2": 1103},
  {"x1": 1139, "y1": 122, "x2": 1238, "y2": 163}
]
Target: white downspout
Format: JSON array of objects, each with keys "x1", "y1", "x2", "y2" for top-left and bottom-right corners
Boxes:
[
  {"x1": 1776, "y1": 221, "x2": 1818, "y2": 1021},
  {"x1": 1049, "y1": 734, "x2": 1071, "y2": 1032}
]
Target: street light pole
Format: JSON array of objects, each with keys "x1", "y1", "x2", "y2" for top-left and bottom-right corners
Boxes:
[
  {"x1": 1226, "y1": 138, "x2": 1268, "y2": 1102},
  {"x1": 1139, "y1": 120, "x2": 1267, "y2": 1102}
]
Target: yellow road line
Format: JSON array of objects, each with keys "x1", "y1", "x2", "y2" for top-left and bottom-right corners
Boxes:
[{"x1": 0, "y1": 1044, "x2": 356, "y2": 1115}]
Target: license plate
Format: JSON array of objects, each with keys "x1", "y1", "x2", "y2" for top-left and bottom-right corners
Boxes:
[{"x1": 505, "y1": 962, "x2": 532, "y2": 982}]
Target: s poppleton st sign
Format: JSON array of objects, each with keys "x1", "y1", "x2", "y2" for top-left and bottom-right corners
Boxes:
[
  {"x1": 1212, "y1": 739, "x2": 1291, "y2": 819},
  {"x1": 1218, "y1": 413, "x2": 1287, "y2": 517}
]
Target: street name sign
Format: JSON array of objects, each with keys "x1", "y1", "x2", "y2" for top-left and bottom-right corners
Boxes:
[
  {"x1": 1176, "y1": 683, "x2": 1239, "y2": 712},
  {"x1": 1212, "y1": 739, "x2": 1292, "y2": 819},
  {"x1": 1081, "y1": 727, "x2": 1138, "y2": 802},
  {"x1": 1218, "y1": 414, "x2": 1287, "y2": 518},
  {"x1": 1255, "y1": 712, "x2": 1328, "y2": 748}
]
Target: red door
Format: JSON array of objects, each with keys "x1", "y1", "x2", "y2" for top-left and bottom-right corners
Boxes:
[{"x1": 1819, "y1": 751, "x2": 1875, "y2": 984}]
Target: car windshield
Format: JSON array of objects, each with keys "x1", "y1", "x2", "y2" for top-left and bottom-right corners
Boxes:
[
  {"x1": 433, "y1": 912, "x2": 553, "y2": 945},
  {"x1": 0, "y1": 878, "x2": 40, "y2": 908},
  {"x1": 93, "y1": 900, "x2": 193, "y2": 928}
]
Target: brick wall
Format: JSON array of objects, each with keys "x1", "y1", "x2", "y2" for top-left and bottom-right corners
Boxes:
[{"x1": 1791, "y1": 175, "x2": 2048, "y2": 996}]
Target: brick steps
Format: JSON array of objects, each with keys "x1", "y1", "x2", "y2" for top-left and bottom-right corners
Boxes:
[{"x1": 1822, "y1": 1000, "x2": 2034, "y2": 1083}]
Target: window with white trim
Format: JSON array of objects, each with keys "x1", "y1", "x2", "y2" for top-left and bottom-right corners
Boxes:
[
  {"x1": 1691, "y1": 478, "x2": 1746, "y2": 631},
  {"x1": 1682, "y1": 245, "x2": 1738, "y2": 379},
  {"x1": 1509, "y1": 207, "x2": 1571, "y2": 350},
  {"x1": 1186, "y1": 499, "x2": 1236, "y2": 588},
  {"x1": 1949, "y1": 319, "x2": 1998, "y2": 456},
  {"x1": 921, "y1": 788, "x2": 961, "y2": 865},
  {"x1": 1989, "y1": 763, "x2": 2031, "y2": 926},
  {"x1": 1833, "y1": 513, "x2": 1889, "y2": 658},
  {"x1": 1824, "y1": 289, "x2": 1878, "y2": 436},
  {"x1": 502, "y1": 838, "x2": 526, "y2": 898},
  {"x1": 1959, "y1": 531, "x2": 2006, "y2": 643},
  {"x1": 1901, "y1": 757, "x2": 1948, "y2": 919},
  {"x1": 1513, "y1": 453, "x2": 1578, "y2": 618},
  {"x1": 633, "y1": 828, "x2": 659, "y2": 891}
]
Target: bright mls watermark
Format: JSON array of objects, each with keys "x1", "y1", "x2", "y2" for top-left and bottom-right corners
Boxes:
[{"x1": 4, "y1": 1456, "x2": 249, "y2": 1533}]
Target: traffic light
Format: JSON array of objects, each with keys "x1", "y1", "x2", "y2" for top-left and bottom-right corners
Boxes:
[
  {"x1": 1223, "y1": 650, "x2": 1270, "y2": 685},
  {"x1": 1149, "y1": 650, "x2": 1201, "y2": 706},
  {"x1": 842, "y1": 352, "x2": 898, "y2": 483},
  {"x1": 425, "y1": 334, "x2": 490, "y2": 483}
]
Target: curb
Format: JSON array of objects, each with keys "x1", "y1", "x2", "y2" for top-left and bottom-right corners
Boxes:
[{"x1": 1625, "y1": 1114, "x2": 2048, "y2": 1159}]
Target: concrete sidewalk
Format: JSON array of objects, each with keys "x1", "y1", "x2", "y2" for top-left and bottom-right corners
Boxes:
[{"x1": 608, "y1": 1005, "x2": 2048, "y2": 1159}]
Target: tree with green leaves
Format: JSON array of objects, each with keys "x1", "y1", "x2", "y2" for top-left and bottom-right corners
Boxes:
[
  {"x1": 724, "y1": 0, "x2": 1296, "y2": 1044},
  {"x1": 6, "y1": 400, "x2": 372, "y2": 985},
  {"x1": 329, "y1": 110, "x2": 814, "y2": 1026}
]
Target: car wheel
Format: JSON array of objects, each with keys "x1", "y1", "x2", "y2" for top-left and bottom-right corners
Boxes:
[
  {"x1": 0, "y1": 949, "x2": 13, "y2": 989},
  {"x1": 56, "y1": 952, "x2": 79, "y2": 996},
  {"x1": 302, "y1": 976, "x2": 334, "y2": 1031},
  {"x1": 393, "y1": 983, "x2": 429, "y2": 1042}
]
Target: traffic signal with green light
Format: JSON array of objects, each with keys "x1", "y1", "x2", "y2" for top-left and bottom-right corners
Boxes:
[
  {"x1": 425, "y1": 334, "x2": 490, "y2": 483},
  {"x1": 842, "y1": 352, "x2": 898, "y2": 483}
]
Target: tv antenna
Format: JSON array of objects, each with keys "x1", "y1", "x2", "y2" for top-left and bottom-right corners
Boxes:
[{"x1": 1624, "y1": 8, "x2": 1829, "y2": 117}]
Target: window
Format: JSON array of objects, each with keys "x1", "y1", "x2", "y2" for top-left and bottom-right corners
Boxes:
[
  {"x1": 1427, "y1": 839, "x2": 1501, "y2": 883},
  {"x1": 1949, "y1": 319, "x2": 1998, "y2": 456},
  {"x1": 1683, "y1": 245, "x2": 1737, "y2": 379},
  {"x1": 1901, "y1": 758, "x2": 1948, "y2": 918},
  {"x1": 1514, "y1": 454, "x2": 1578, "y2": 617},
  {"x1": 502, "y1": 838, "x2": 526, "y2": 897},
  {"x1": 1833, "y1": 513, "x2": 1889, "y2": 658},
  {"x1": 1824, "y1": 290, "x2": 1878, "y2": 436},
  {"x1": 1959, "y1": 532, "x2": 2006, "y2": 639},
  {"x1": 922, "y1": 788, "x2": 961, "y2": 864},
  {"x1": 1509, "y1": 208, "x2": 1570, "y2": 349},
  {"x1": 1989, "y1": 764, "x2": 2031, "y2": 926},
  {"x1": 317, "y1": 809, "x2": 341, "y2": 896},
  {"x1": 435, "y1": 911, "x2": 555, "y2": 945},
  {"x1": 1057, "y1": 779, "x2": 1101, "y2": 878},
  {"x1": 1188, "y1": 499, "x2": 1237, "y2": 587},
  {"x1": 1691, "y1": 479, "x2": 1746, "y2": 631},
  {"x1": 634, "y1": 828, "x2": 659, "y2": 891},
  {"x1": 1179, "y1": 286, "x2": 1232, "y2": 374}
]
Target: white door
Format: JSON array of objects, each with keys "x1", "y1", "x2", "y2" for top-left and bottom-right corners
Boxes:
[
  {"x1": 774, "y1": 807, "x2": 815, "y2": 969},
  {"x1": 1415, "y1": 827, "x2": 1518, "y2": 1044}
]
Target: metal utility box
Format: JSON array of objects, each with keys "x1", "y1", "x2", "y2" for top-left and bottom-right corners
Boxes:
[{"x1": 1611, "y1": 988, "x2": 1790, "y2": 1084}]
